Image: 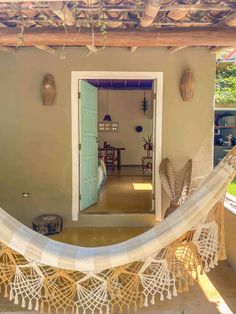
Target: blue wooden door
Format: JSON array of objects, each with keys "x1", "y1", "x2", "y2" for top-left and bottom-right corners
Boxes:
[{"x1": 80, "y1": 80, "x2": 98, "y2": 211}]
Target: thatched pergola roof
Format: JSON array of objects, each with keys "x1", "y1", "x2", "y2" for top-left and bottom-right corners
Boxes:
[{"x1": 0, "y1": 0, "x2": 235, "y2": 54}]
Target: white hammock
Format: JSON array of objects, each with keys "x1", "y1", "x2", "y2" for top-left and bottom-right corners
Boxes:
[{"x1": 0, "y1": 147, "x2": 236, "y2": 313}]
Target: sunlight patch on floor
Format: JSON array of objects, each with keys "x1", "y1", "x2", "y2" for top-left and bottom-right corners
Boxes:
[
  {"x1": 132, "y1": 183, "x2": 152, "y2": 191},
  {"x1": 197, "y1": 267, "x2": 233, "y2": 314}
]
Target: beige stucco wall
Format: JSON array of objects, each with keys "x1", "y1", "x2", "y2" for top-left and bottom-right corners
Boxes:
[
  {"x1": 98, "y1": 90, "x2": 153, "y2": 165},
  {"x1": 0, "y1": 47, "x2": 216, "y2": 227}
]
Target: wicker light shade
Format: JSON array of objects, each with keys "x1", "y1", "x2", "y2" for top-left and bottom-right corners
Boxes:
[
  {"x1": 41, "y1": 74, "x2": 56, "y2": 106},
  {"x1": 179, "y1": 69, "x2": 195, "y2": 102}
]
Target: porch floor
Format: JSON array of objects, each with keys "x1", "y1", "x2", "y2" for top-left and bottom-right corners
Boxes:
[
  {"x1": 83, "y1": 174, "x2": 153, "y2": 214},
  {"x1": 1, "y1": 227, "x2": 236, "y2": 314}
]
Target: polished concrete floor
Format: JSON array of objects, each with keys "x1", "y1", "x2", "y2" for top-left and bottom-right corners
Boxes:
[
  {"x1": 1, "y1": 227, "x2": 236, "y2": 313},
  {"x1": 83, "y1": 175, "x2": 153, "y2": 214},
  {"x1": 107, "y1": 165, "x2": 151, "y2": 176}
]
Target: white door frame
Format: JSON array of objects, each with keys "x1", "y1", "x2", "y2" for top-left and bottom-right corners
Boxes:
[{"x1": 71, "y1": 71, "x2": 163, "y2": 221}]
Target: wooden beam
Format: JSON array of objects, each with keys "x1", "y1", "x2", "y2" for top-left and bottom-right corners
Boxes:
[
  {"x1": 0, "y1": 28, "x2": 236, "y2": 47},
  {"x1": 35, "y1": 45, "x2": 56, "y2": 54},
  {"x1": 48, "y1": 1, "x2": 75, "y2": 26},
  {"x1": 209, "y1": 46, "x2": 234, "y2": 54},
  {"x1": 168, "y1": 46, "x2": 187, "y2": 54},
  {"x1": 140, "y1": 0, "x2": 163, "y2": 28}
]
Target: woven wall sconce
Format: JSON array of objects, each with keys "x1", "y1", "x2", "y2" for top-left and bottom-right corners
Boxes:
[
  {"x1": 41, "y1": 74, "x2": 56, "y2": 106},
  {"x1": 179, "y1": 69, "x2": 195, "y2": 102}
]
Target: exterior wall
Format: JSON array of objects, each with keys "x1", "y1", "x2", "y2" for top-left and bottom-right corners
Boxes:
[
  {"x1": 0, "y1": 47, "x2": 216, "y2": 227},
  {"x1": 98, "y1": 90, "x2": 153, "y2": 165}
]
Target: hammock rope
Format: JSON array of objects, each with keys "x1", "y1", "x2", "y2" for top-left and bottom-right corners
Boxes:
[{"x1": 0, "y1": 147, "x2": 236, "y2": 313}]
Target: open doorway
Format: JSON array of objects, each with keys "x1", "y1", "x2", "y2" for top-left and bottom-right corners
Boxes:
[
  {"x1": 82, "y1": 79, "x2": 154, "y2": 214},
  {"x1": 71, "y1": 72, "x2": 163, "y2": 221}
]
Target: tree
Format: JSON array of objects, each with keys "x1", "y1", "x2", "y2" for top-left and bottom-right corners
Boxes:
[{"x1": 215, "y1": 63, "x2": 236, "y2": 105}]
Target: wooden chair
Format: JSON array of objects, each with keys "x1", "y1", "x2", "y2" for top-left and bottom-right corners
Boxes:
[{"x1": 104, "y1": 147, "x2": 117, "y2": 170}]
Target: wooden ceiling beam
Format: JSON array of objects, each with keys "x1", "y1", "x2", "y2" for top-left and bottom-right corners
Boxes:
[
  {"x1": 140, "y1": 0, "x2": 163, "y2": 28},
  {"x1": 0, "y1": 28, "x2": 236, "y2": 47}
]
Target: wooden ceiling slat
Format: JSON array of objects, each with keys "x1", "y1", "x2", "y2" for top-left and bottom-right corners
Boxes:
[{"x1": 0, "y1": 27, "x2": 235, "y2": 47}]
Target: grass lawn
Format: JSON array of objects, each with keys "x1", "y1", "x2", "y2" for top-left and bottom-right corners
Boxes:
[{"x1": 227, "y1": 179, "x2": 236, "y2": 197}]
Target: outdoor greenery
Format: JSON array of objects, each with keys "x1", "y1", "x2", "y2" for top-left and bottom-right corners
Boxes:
[
  {"x1": 227, "y1": 179, "x2": 236, "y2": 197},
  {"x1": 215, "y1": 63, "x2": 236, "y2": 105}
]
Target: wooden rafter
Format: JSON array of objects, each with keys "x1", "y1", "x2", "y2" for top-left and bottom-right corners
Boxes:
[{"x1": 0, "y1": 27, "x2": 236, "y2": 47}]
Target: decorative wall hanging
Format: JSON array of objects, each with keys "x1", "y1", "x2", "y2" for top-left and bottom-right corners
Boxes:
[
  {"x1": 141, "y1": 91, "x2": 148, "y2": 113},
  {"x1": 103, "y1": 89, "x2": 112, "y2": 121},
  {"x1": 159, "y1": 158, "x2": 192, "y2": 218},
  {"x1": 98, "y1": 121, "x2": 119, "y2": 132},
  {"x1": 41, "y1": 74, "x2": 56, "y2": 106},
  {"x1": 135, "y1": 125, "x2": 143, "y2": 133},
  {"x1": 179, "y1": 69, "x2": 195, "y2": 101}
]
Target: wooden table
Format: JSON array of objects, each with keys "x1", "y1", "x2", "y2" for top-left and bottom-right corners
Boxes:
[{"x1": 99, "y1": 147, "x2": 125, "y2": 170}]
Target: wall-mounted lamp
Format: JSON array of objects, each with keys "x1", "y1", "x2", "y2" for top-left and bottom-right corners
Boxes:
[
  {"x1": 41, "y1": 74, "x2": 56, "y2": 106},
  {"x1": 179, "y1": 69, "x2": 195, "y2": 101}
]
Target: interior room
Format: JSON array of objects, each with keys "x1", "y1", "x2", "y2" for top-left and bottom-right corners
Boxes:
[{"x1": 80, "y1": 79, "x2": 154, "y2": 214}]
